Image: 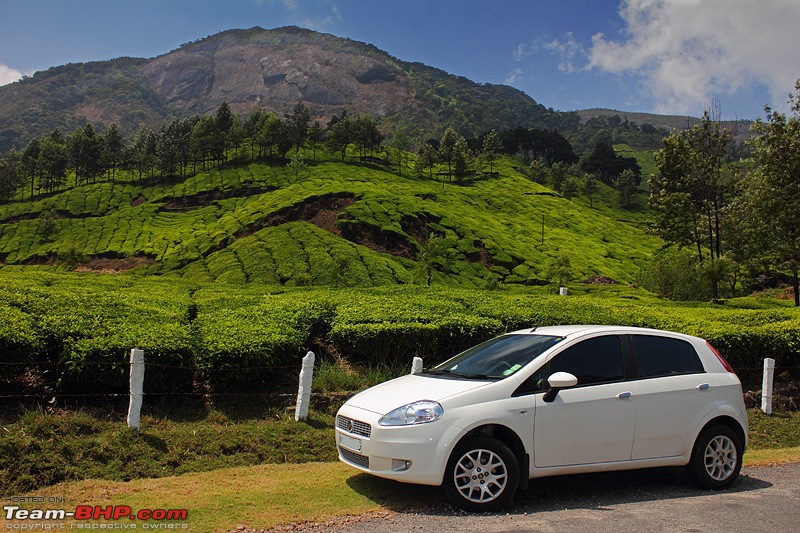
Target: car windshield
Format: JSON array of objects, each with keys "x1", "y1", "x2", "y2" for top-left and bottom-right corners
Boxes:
[{"x1": 425, "y1": 334, "x2": 563, "y2": 380}]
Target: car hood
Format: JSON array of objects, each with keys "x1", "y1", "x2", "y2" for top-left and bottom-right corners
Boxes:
[{"x1": 345, "y1": 374, "x2": 493, "y2": 415}]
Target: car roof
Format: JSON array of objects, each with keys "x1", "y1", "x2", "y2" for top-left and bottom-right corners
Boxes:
[{"x1": 507, "y1": 325, "x2": 700, "y2": 341}]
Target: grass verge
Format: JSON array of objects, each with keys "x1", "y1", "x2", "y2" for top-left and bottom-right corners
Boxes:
[{"x1": 2, "y1": 448, "x2": 798, "y2": 533}]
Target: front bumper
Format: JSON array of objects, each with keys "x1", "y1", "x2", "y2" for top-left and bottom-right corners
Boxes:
[{"x1": 335, "y1": 403, "x2": 460, "y2": 486}]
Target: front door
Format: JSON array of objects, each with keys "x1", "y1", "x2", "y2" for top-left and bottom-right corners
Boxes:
[{"x1": 533, "y1": 335, "x2": 635, "y2": 467}]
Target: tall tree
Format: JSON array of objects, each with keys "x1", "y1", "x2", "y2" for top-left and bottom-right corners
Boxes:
[
  {"x1": 308, "y1": 121, "x2": 325, "y2": 161},
  {"x1": 326, "y1": 113, "x2": 353, "y2": 161},
  {"x1": 415, "y1": 143, "x2": 437, "y2": 180},
  {"x1": 352, "y1": 115, "x2": 383, "y2": 161},
  {"x1": 390, "y1": 124, "x2": 410, "y2": 175},
  {"x1": 215, "y1": 101, "x2": 237, "y2": 163},
  {"x1": 285, "y1": 102, "x2": 311, "y2": 155},
  {"x1": 482, "y1": 129, "x2": 502, "y2": 174},
  {"x1": 581, "y1": 141, "x2": 640, "y2": 185},
  {"x1": 582, "y1": 174, "x2": 599, "y2": 207},
  {"x1": 452, "y1": 135, "x2": 472, "y2": 182},
  {"x1": 37, "y1": 131, "x2": 68, "y2": 193},
  {"x1": 747, "y1": 81, "x2": 800, "y2": 306},
  {"x1": 128, "y1": 125, "x2": 157, "y2": 182},
  {"x1": 651, "y1": 110, "x2": 732, "y2": 300},
  {"x1": 191, "y1": 116, "x2": 220, "y2": 171},
  {"x1": 614, "y1": 168, "x2": 638, "y2": 207},
  {"x1": 157, "y1": 119, "x2": 192, "y2": 179},
  {"x1": 69, "y1": 123, "x2": 102, "y2": 186},
  {"x1": 438, "y1": 126, "x2": 457, "y2": 181},
  {"x1": 102, "y1": 123, "x2": 123, "y2": 182},
  {"x1": 244, "y1": 107, "x2": 267, "y2": 159},
  {"x1": 0, "y1": 149, "x2": 23, "y2": 201},
  {"x1": 21, "y1": 137, "x2": 40, "y2": 200}
]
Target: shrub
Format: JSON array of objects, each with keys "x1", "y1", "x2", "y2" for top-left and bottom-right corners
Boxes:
[{"x1": 636, "y1": 248, "x2": 712, "y2": 301}]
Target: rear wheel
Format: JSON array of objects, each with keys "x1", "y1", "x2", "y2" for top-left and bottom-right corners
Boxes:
[
  {"x1": 443, "y1": 436, "x2": 519, "y2": 512},
  {"x1": 688, "y1": 424, "x2": 743, "y2": 489}
]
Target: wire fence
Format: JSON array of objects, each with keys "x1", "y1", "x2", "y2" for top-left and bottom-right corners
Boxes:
[
  {"x1": 1, "y1": 358, "x2": 798, "y2": 401},
  {"x1": 0, "y1": 358, "x2": 316, "y2": 401}
]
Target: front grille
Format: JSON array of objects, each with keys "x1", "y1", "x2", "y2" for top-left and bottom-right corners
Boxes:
[
  {"x1": 337, "y1": 415, "x2": 372, "y2": 438},
  {"x1": 339, "y1": 447, "x2": 370, "y2": 468}
]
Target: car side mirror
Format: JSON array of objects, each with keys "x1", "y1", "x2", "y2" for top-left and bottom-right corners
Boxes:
[{"x1": 542, "y1": 371, "x2": 578, "y2": 403}]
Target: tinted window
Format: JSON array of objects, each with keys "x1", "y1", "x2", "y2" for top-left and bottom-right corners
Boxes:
[
  {"x1": 548, "y1": 335, "x2": 624, "y2": 386},
  {"x1": 632, "y1": 335, "x2": 703, "y2": 377}
]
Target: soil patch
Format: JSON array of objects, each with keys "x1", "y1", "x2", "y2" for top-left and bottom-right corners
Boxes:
[
  {"x1": 584, "y1": 275, "x2": 620, "y2": 285},
  {"x1": 74, "y1": 255, "x2": 156, "y2": 273},
  {"x1": 264, "y1": 193, "x2": 356, "y2": 235},
  {"x1": 161, "y1": 186, "x2": 277, "y2": 211}
]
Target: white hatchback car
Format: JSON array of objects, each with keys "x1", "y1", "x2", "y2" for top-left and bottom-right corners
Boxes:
[{"x1": 335, "y1": 325, "x2": 748, "y2": 511}]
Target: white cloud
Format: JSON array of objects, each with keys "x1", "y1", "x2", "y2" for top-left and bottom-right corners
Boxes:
[
  {"x1": 0, "y1": 64, "x2": 23, "y2": 86},
  {"x1": 587, "y1": 0, "x2": 800, "y2": 114},
  {"x1": 544, "y1": 32, "x2": 584, "y2": 74},
  {"x1": 505, "y1": 67, "x2": 524, "y2": 85},
  {"x1": 512, "y1": 43, "x2": 528, "y2": 62}
]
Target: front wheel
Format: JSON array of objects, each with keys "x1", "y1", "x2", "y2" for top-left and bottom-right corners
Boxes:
[
  {"x1": 443, "y1": 436, "x2": 519, "y2": 512},
  {"x1": 688, "y1": 424, "x2": 743, "y2": 490}
]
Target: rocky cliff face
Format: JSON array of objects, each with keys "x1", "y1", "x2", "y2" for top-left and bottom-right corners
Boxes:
[{"x1": 141, "y1": 27, "x2": 411, "y2": 122}]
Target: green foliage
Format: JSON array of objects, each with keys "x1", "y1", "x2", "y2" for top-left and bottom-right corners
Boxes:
[
  {"x1": 0, "y1": 404, "x2": 337, "y2": 494},
  {"x1": 312, "y1": 359, "x2": 402, "y2": 393},
  {"x1": 636, "y1": 247, "x2": 712, "y2": 301},
  {"x1": 545, "y1": 253, "x2": 574, "y2": 286},
  {"x1": 746, "y1": 86, "x2": 800, "y2": 306}
]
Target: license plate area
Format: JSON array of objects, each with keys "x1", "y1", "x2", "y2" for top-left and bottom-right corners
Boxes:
[{"x1": 339, "y1": 433, "x2": 362, "y2": 453}]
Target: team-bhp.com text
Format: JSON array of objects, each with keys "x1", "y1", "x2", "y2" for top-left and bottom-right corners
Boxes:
[{"x1": 4, "y1": 505, "x2": 189, "y2": 530}]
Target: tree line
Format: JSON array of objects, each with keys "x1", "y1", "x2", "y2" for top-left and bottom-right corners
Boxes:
[
  {"x1": 0, "y1": 102, "x2": 383, "y2": 201},
  {"x1": 0, "y1": 99, "x2": 640, "y2": 204},
  {"x1": 646, "y1": 88, "x2": 800, "y2": 306}
]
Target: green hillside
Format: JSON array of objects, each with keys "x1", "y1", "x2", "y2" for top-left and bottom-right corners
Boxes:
[{"x1": 0, "y1": 152, "x2": 659, "y2": 287}]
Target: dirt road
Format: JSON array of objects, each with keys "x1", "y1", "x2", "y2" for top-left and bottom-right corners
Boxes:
[{"x1": 279, "y1": 462, "x2": 800, "y2": 532}]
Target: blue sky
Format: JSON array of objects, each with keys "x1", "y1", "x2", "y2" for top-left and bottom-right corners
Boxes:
[{"x1": 1, "y1": 0, "x2": 799, "y2": 120}]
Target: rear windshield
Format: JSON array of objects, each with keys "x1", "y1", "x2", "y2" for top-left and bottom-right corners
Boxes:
[{"x1": 424, "y1": 334, "x2": 563, "y2": 380}]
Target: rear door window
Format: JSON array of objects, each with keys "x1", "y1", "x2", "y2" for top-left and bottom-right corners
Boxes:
[{"x1": 632, "y1": 335, "x2": 703, "y2": 378}]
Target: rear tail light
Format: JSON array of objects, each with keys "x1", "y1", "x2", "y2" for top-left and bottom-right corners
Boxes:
[{"x1": 707, "y1": 341, "x2": 735, "y2": 373}]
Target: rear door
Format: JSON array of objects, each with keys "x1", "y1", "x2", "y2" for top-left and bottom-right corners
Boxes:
[{"x1": 629, "y1": 334, "x2": 713, "y2": 459}]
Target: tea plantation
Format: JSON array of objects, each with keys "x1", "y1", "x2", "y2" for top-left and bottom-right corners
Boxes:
[{"x1": 1, "y1": 154, "x2": 798, "y2": 395}]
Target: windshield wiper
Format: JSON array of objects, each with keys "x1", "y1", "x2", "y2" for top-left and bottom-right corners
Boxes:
[
  {"x1": 420, "y1": 369, "x2": 451, "y2": 375},
  {"x1": 447, "y1": 370, "x2": 499, "y2": 380},
  {"x1": 421, "y1": 369, "x2": 499, "y2": 380}
]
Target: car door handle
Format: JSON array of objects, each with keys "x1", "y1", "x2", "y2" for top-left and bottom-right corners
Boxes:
[
  {"x1": 615, "y1": 391, "x2": 633, "y2": 400},
  {"x1": 696, "y1": 383, "x2": 711, "y2": 391}
]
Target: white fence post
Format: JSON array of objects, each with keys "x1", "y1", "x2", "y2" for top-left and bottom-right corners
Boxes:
[
  {"x1": 761, "y1": 357, "x2": 775, "y2": 415},
  {"x1": 127, "y1": 348, "x2": 145, "y2": 430},
  {"x1": 295, "y1": 351, "x2": 315, "y2": 421},
  {"x1": 411, "y1": 356, "x2": 423, "y2": 374}
]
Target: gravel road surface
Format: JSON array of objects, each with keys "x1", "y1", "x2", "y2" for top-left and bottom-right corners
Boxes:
[{"x1": 266, "y1": 462, "x2": 800, "y2": 533}]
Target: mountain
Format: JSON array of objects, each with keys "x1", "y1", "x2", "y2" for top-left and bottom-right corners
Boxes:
[
  {"x1": 0, "y1": 26, "x2": 573, "y2": 153},
  {"x1": 577, "y1": 108, "x2": 752, "y2": 141}
]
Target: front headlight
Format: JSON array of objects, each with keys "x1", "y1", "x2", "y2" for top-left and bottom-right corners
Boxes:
[{"x1": 378, "y1": 400, "x2": 444, "y2": 426}]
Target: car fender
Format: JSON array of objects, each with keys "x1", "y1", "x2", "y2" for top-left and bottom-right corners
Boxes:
[
  {"x1": 685, "y1": 399, "x2": 747, "y2": 460},
  {"x1": 432, "y1": 396, "x2": 535, "y2": 482}
]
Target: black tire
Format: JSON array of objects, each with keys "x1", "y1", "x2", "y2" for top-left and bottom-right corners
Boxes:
[
  {"x1": 688, "y1": 424, "x2": 743, "y2": 490},
  {"x1": 443, "y1": 436, "x2": 520, "y2": 512}
]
